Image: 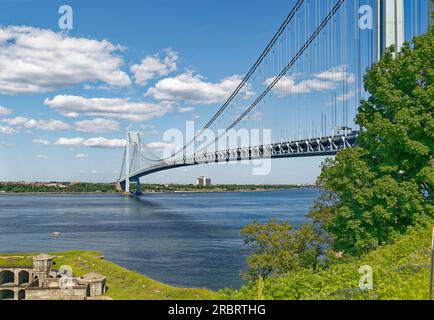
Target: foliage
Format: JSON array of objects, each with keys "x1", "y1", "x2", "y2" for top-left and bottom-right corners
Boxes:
[
  {"x1": 222, "y1": 28, "x2": 434, "y2": 300},
  {"x1": 240, "y1": 220, "x2": 322, "y2": 280},
  {"x1": 137, "y1": 184, "x2": 302, "y2": 193},
  {"x1": 0, "y1": 182, "x2": 302, "y2": 194},
  {"x1": 220, "y1": 220, "x2": 434, "y2": 300},
  {"x1": 0, "y1": 183, "x2": 116, "y2": 193},
  {"x1": 309, "y1": 27, "x2": 434, "y2": 256}
]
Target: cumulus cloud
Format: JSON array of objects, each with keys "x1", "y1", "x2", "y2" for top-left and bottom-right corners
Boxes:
[
  {"x1": 2, "y1": 117, "x2": 27, "y2": 126},
  {"x1": 44, "y1": 95, "x2": 172, "y2": 122},
  {"x1": 2, "y1": 117, "x2": 71, "y2": 131},
  {"x1": 0, "y1": 106, "x2": 12, "y2": 115},
  {"x1": 0, "y1": 125, "x2": 16, "y2": 134},
  {"x1": 267, "y1": 65, "x2": 355, "y2": 97},
  {"x1": 145, "y1": 141, "x2": 174, "y2": 150},
  {"x1": 83, "y1": 137, "x2": 126, "y2": 148},
  {"x1": 36, "y1": 155, "x2": 48, "y2": 159},
  {"x1": 130, "y1": 50, "x2": 178, "y2": 86},
  {"x1": 54, "y1": 137, "x2": 85, "y2": 146},
  {"x1": 146, "y1": 72, "x2": 252, "y2": 105},
  {"x1": 0, "y1": 26, "x2": 131, "y2": 95},
  {"x1": 74, "y1": 118, "x2": 119, "y2": 133},
  {"x1": 32, "y1": 139, "x2": 50, "y2": 145},
  {"x1": 55, "y1": 137, "x2": 126, "y2": 149},
  {"x1": 177, "y1": 106, "x2": 194, "y2": 113},
  {"x1": 266, "y1": 77, "x2": 336, "y2": 96},
  {"x1": 315, "y1": 65, "x2": 355, "y2": 83}
]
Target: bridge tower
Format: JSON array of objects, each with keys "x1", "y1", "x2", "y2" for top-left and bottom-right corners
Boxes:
[
  {"x1": 124, "y1": 132, "x2": 143, "y2": 195},
  {"x1": 430, "y1": 0, "x2": 434, "y2": 27},
  {"x1": 377, "y1": 0, "x2": 404, "y2": 60}
]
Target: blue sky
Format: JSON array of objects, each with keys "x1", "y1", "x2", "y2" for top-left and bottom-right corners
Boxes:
[{"x1": 0, "y1": 0, "x2": 429, "y2": 184}]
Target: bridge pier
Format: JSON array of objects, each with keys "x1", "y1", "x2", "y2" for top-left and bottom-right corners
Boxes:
[{"x1": 134, "y1": 179, "x2": 142, "y2": 196}]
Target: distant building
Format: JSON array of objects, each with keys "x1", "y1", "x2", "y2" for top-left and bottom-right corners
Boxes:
[{"x1": 196, "y1": 176, "x2": 211, "y2": 186}]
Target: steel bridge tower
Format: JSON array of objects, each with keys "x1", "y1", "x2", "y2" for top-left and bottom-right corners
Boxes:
[
  {"x1": 377, "y1": 0, "x2": 404, "y2": 59},
  {"x1": 124, "y1": 131, "x2": 143, "y2": 195}
]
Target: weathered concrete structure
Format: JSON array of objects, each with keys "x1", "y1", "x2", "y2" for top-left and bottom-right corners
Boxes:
[{"x1": 0, "y1": 254, "x2": 106, "y2": 300}]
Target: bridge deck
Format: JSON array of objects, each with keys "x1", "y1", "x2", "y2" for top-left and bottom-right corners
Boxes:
[{"x1": 120, "y1": 133, "x2": 357, "y2": 184}]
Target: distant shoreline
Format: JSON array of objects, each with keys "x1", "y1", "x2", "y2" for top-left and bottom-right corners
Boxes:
[{"x1": 0, "y1": 186, "x2": 316, "y2": 195}]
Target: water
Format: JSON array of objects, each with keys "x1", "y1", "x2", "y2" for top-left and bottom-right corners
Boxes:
[{"x1": 0, "y1": 188, "x2": 320, "y2": 290}]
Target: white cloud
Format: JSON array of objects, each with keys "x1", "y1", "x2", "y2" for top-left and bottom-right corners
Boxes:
[
  {"x1": 2, "y1": 117, "x2": 71, "y2": 131},
  {"x1": 145, "y1": 141, "x2": 174, "y2": 150},
  {"x1": 146, "y1": 72, "x2": 252, "y2": 104},
  {"x1": 83, "y1": 137, "x2": 126, "y2": 148},
  {"x1": 55, "y1": 137, "x2": 126, "y2": 149},
  {"x1": 178, "y1": 106, "x2": 195, "y2": 113},
  {"x1": 54, "y1": 137, "x2": 85, "y2": 146},
  {"x1": 0, "y1": 26, "x2": 131, "y2": 95},
  {"x1": 32, "y1": 139, "x2": 50, "y2": 145},
  {"x1": 74, "y1": 118, "x2": 119, "y2": 133},
  {"x1": 267, "y1": 66, "x2": 355, "y2": 97},
  {"x1": 266, "y1": 76, "x2": 336, "y2": 96},
  {"x1": 36, "y1": 154, "x2": 48, "y2": 159},
  {"x1": 315, "y1": 65, "x2": 355, "y2": 84},
  {"x1": 0, "y1": 106, "x2": 12, "y2": 115},
  {"x1": 45, "y1": 95, "x2": 172, "y2": 122},
  {"x1": 0, "y1": 125, "x2": 16, "y2": 134},
  {"x1": 130, "y1": 50, "x2": 178, "y2": 86},
  {"x1": 29, "y1": 119, "x2": 71, "y2": 131},
  {"x1": 2, "y1": 117, "x2": 28, "y2": 126},
  {"x1": 91, "y1": 170, "x2": 99, "y2": 174},
  {"x1": 75, "y1": 153, "x2": 88, "y2": 159}
]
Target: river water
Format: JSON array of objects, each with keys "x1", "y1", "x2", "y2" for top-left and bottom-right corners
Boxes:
[{"x1": 0, "y1": 188, "x2": 320, "y2": 290}]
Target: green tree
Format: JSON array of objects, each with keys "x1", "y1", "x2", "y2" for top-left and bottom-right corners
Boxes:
[
  {"x1": 310, "y1": 27, "x2": 434, "y2": 256},
  {"x1": 240, "y1": 220, "x2": 322, "y2": 280}
]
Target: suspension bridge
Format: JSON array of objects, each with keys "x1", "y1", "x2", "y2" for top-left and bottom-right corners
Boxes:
[{"x1": 117, "y1": 0, "x2": 432, "y2": 194}]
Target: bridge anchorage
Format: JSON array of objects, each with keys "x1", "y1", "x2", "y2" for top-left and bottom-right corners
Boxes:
[{"x1": 117, "y1": 0, "x2": 430, "y2": 194}]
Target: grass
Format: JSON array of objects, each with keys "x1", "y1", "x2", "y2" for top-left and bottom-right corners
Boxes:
[{"x1": 0, "y1": 250, "x2": 216, "y2": 300}]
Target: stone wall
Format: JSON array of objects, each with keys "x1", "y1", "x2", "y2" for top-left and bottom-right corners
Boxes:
[
  {"x1": 0, "y1": 267, "x2": 34, "y2": 286},
  {"x1": 88, "y1": 280, "x2": 105, "y2": 297},
  {"x1": 25, "y1": 287, "x2": 88, "y2": 300}
]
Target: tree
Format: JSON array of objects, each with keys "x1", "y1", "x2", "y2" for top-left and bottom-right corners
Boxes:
[
  {"x1": 240, "y1": 220, "x2": 322, "y2": 280},
  {"x1": 309, "y1": 27, "x2": 434, "y2": 256}
]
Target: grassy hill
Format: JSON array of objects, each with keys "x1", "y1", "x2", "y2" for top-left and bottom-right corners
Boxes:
[
  {"x1": 220, "y1": 221, "x2": 434, "y2": 300},
  {"x1": 0, "y1": 250, "x2": 216, "y2": 300}
]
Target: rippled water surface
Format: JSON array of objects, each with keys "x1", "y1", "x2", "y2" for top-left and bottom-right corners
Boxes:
[{"x1": 0, "y1": 189, "x2": 320, "y2": 290}]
